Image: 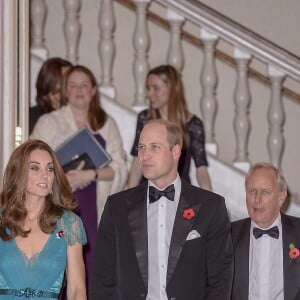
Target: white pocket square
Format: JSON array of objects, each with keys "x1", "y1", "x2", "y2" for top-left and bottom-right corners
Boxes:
[{"x1": 186, "y1": 229, "x2": 201, "y2": 241}]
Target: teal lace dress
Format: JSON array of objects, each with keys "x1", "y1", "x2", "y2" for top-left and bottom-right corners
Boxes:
[{"x1": 0, "y1": 211, "x2": 87, "y2": 299}]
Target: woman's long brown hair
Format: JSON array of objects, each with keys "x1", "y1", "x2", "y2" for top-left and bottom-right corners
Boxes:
[
  {"x1": 62, "y1": 65, "x2": 107, "y2": 131},
  {"x1": 147, "y1": 65, "x2": 189, "y2": 147},
  {"x1": 0, "y1": 139, "x2": 76, "y2": 241},
  {"x1": 36, "y1": 57, "x2": 72, "y2": 112}
]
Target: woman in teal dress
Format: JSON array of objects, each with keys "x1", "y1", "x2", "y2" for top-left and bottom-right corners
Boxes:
[{"x1": 0, "y1": 140, "x2": 87, "y2": 299}]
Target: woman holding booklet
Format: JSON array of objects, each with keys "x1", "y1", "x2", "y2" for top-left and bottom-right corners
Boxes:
[{"x1": 30, "y1": 65, "x2": 127, "y2": 288}]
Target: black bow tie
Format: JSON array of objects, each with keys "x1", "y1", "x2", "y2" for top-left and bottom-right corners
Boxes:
[
  {"x1": 253, "y1": 226, "x2": 279, "y2": 239},
  {"x1": 149, "y1": 184, "x2": 175, "y2": 203}
]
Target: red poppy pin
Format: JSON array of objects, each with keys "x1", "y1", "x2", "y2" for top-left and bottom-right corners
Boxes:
[
  {"x1": 183, "y1": 208, "x2": 195, "y2": 220},
  {"x1": 56, "y1": 230, "x2": 64, "y2": 239},
  {"x1": 289, "y1": 243, "x2": 300, "y2": 261}
]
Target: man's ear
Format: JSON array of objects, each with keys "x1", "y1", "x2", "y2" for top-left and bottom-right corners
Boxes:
[
  {"x1": 172, "y1": 144, "x2": 181, "y2": 161},
  {"x1": 279, "y1": 189, "x2": 288, "y2": 207}
]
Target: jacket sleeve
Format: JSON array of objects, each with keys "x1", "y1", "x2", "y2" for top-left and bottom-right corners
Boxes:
[{"x1": 205, "y1": 196, "x2": 234, "y2": 300}]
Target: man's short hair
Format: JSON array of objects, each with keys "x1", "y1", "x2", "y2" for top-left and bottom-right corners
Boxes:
[
  {"x1": 245, "y1": 162, "x2": 287, "y2": 192},
  {"x1": 144, "y1": 119, "x2": 183, "y2": 149}
]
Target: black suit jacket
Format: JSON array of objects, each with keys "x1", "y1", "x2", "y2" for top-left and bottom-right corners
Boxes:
[
  {"x1": 231, "y1": 213, "x2": 300, "y2": 300},
  {"x1": 90, "y1": 180, "x2": 233, "y2": 300}
]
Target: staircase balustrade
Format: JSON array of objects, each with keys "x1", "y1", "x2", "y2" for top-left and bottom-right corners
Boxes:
[
  {"x1": 28, "y1": 0, "x2": 300, "y2": 219},
  {"x1": 166, "y1": 9, "x2": 184, "y2": 72},
  {"x1": 63, "y1": 0, "x2": 81, "y2": 63},
  {"x1": 233, "y1": 48, "x2": 251, "y2": 171},
  {"x1": 99, "y1": 0, "x2": 116, "y2": 98},
  {"x1": 132, "y1": 0, "x2": 150, "y2": 108}
]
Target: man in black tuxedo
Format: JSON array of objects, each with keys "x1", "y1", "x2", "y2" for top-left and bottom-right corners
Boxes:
[
  {"x1": 90, "y1": 119, "x2": 233, "y2": 300},
  {"x1": 231, "y1": 162, "x2": 300, "y2": 300}
]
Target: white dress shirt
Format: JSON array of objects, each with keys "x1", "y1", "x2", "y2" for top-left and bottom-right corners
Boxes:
[
  {"x1": 146, "y1": 175, "x2": 181, "y2": 300},
  {"x1": 249, "y1": 214, "x2": 284, "y2": 300}
]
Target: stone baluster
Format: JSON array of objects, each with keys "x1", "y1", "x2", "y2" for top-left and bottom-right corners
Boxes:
[
  {"x1": 267, "y1": 66, "x2": 286, "y2": 168},
  {"x1": 199, "y1": 28, "x2": 218, "y2": 155},
  {"x1": 132, "y1": 0, "x2": 150, "y2": 109},
  {"x1": 99, "y1": 0, "x2": 116, "y2": 98},
  {"x1": 30, "y1": 0, "x2": 48, "y2": 57},
  {"x1": 233, "y1": 48, "x2": 252, "y2": 172},
  {"x1": 166, "y1": 9, "x2": 185, "y2": 72},
  {"x1": 63, "y1": 0, "x2": 81, "y2": 63},
  {"x1": 30, "y1": 0, "x2": 48, "y2": 106}
]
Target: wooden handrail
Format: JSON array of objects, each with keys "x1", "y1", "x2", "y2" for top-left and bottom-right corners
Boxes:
[{"x1": 115, "y1": 0, "x2": 300, "y2": 105}]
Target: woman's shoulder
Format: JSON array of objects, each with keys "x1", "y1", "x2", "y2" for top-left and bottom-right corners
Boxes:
[
  {"x1": 57, "y1": 211, "x2": 87, "y2": 246},
  {"x1": 105, "y1": 114, "x2": 118, "y2": 127},
  {"x1": 60, "y1": 210, "x2": 81, "y2": 222},
  {"x1": 30, "y1": 106, "x2": 75, "y2": 148},
  {"x1": 138, "y1": 109, "x2": 149, "y2": 118},
  {"x1": 99, "y1": 114, "x2": 120, "y2": 137},
  {"x1": 187, "y1": 113, "x2": 204, "y2": 127},
  {"x1": 135, "y1": 109, "x2": 149, "y2": 126},
  {"x1": 33, "y1": 106, "x2": 65, "y2": 127}
]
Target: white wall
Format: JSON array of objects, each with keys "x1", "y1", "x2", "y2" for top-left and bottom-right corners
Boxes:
[{"x1": 199, "y1": 0, "x2": 300, "y2": 56}]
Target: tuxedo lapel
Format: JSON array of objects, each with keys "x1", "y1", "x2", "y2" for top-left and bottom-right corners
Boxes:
[
  {"x1": 233, "y1": 219, "x2": 251, "y2": 300},
  {"x1": 233, "y1": 214, "x2": 300, "y2": 300},
  {"x1": 282, "y1": 213, "x2": 300, "y2": 300},
  {"x1": 127, "y1": 183, "x2": 148, "y2": 290},
  {"x1": 166, "y1": 182, "x2": 202, "y2": 285}
]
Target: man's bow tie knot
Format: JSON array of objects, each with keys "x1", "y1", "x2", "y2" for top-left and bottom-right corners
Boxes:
[
  {"x1": 253, "y1": 226, "x2": 279, "y2": 239},
  {"x1": 149, "y1": 184, "x2": 175, "y2": 203}
]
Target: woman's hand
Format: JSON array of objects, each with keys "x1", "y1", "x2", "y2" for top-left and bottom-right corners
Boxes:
[{"x1": 66, "y1": 161, "x2": 95, "y2": 190}]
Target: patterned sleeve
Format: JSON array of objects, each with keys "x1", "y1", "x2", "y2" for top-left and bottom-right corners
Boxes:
[
  {"x1": 58, "y1": 211, "x2": 87, "y2": 246},
  {"x1": 130, "y1": 110, "x2": 149, "y2": 156},
  {"x1": 188, "y1": 115, "x2": 209, "y2": 167}
]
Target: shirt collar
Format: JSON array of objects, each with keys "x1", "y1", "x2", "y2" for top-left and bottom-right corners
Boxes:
[
  {"x1": 250, "y1": 213, "x2": 282, "y2": 239},
  {"x1": 147, "y1": 174, "x2": 181, "y2": 208}
]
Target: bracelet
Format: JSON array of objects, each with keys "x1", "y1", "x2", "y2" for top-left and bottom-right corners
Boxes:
[{"x1": 94, "y1": 169, "x2": 98, "y2": 181}]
